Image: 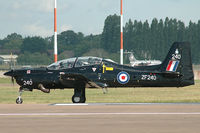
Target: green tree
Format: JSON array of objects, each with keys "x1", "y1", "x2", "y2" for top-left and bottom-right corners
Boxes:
[
  {"x1": 2, "y1": 33, "x2": 23, "y2": 51},
  {"x1": 17, "y1": 52, "x2": 51, "y2": 65},
  {"x1": 186, "y1": 21, "x2": 199, "y2": 64},
  {"x1": 124, "y1": 19, "x2": 134, "y2": 51},
  {"x1": 21, "y1": 36, "x2": 47, "y2": 53},
  {"x1": 177, "y1": 20, "x2": 185, "y2": 41},
  {"x1": 101, "y1": 14, "x2": 120, "y2": 53},
  {"x1": 57, "y1": 30, "x2": 84, "y2": 53}
]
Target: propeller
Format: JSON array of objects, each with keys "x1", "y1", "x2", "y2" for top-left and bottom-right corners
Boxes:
[
  {"x1": 3, "y1": 53, "x2": 16, "y2": 85},
  {"x1": 4, "y1": 69, "x2": 15, "y2": 85},
  {"x1": 11, "y1": 74, "x2": 14, "y2": 85},
  {"x1": 10, "y1": 53, "x2": 15, "y2": 85}
]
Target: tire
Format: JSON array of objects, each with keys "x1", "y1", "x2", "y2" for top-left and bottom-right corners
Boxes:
[
  {"x1": 72, "y1": 95, "x2": 86, "y2": 103},
  {"x1": 16, "y1": 98, "x2": 23, "y2": 104},
  {"x1": 72, "y1": 95, "x2": 81, "y2": 103}
]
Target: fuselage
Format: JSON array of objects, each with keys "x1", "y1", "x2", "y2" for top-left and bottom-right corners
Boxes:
[{"x1": 4, "y1": 58, "x2": 193, "y2": 92}]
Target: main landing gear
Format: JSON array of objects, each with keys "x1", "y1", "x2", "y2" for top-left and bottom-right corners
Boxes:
[
  {"x1": 16, "y1": 87, "x2": 23, "y2": 104},
  {"x1": 72, "y1": 83, "x2": 86, "y2": 103}
]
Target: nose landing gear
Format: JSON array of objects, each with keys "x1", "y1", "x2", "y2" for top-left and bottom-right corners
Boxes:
[{"x1": 16, "y1": 87, "x2": 23, "y2": 104}]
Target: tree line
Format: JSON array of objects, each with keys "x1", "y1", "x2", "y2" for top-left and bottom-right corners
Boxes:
[{"x1": 0, "y1": 14, "x2": 200, "y2": 65}]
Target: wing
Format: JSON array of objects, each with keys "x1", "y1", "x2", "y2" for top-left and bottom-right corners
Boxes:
[
  {"x1": 60, "y1": 73, "x2": 88, "y2": 81},
  {"x1": 59, "y1": 73, "x2": 106, "y2": 88}
]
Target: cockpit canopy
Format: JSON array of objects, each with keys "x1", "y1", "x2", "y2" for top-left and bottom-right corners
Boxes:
[{"x1": 47, "y1": 57, "x2": 102, "y2": 70}]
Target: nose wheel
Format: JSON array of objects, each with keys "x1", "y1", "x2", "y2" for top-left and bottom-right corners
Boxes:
[
  {"x1": 16, "y1": 87, "x2": 23, "y2": 104},
  {"x1": 16, "y1": 97, "x2": 23, "y2": 104}
]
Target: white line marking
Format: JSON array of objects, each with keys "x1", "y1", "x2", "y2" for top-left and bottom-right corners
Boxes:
[
  {"x1": 0, "y1": 112, "x2": 200, "y2": 116},
  {"x1": 51, "y1": 103, "x2": 200, "y2": 106},
  {"x1": 53, "y1": 103, "x2": 89, "y2": 106}
]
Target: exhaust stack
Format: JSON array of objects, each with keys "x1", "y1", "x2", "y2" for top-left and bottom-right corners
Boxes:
[{"x1": 38, "y1": 84, "x2": 50, "y2": 93}]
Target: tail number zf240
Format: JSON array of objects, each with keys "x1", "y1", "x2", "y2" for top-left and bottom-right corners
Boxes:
[{"x1": 141, "y1": 75, "x2": 157, "y2": 81}]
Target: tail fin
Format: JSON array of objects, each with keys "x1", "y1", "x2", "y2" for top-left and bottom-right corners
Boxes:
[{"x1": 161, "y1": 42, "x2": 194, "y2": 86}]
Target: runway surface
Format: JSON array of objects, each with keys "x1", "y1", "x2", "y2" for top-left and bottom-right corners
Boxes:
[{"x1": 0, "y1": 103, "x2": 200, "y2": 133}]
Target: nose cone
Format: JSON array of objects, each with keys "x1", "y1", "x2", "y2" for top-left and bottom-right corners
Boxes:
[{"x1": 4, "y1": 70, "x2": 14, "y2": 77}]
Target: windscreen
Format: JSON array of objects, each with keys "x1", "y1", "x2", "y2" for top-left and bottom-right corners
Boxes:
[
  {"x1": 75, "y1": 57, "x2": 102, "y2": 67},
  {"x1": 47, "y1": 58, "x2": 76, "y2": 70}
]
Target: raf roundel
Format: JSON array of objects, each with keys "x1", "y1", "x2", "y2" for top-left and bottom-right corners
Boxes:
[{"x1": 117, "y1": 71, "x2": 130, "y2": 84}]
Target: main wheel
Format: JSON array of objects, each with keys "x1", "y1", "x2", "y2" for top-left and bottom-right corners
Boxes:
[
  {"x1": 72, "y1": 82, "x2": 86, "y2": 103},
  {"x1": 16, "y1": 97, "x2": 23, "y2": 104},
  {"x1": 72, "y1": 95, "x2": 86, "y2": 103},
  {"x1": 72, "y1": 95, "x2": 81, "y2": 103}
]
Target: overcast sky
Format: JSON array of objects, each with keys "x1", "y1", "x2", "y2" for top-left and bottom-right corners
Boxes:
[{"x1": 0, "y1": 0, "x2": 199, "y2": 39}]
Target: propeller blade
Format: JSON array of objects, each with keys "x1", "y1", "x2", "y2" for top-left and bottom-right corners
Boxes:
[{"x1": 11, "y1": 76, "x2": 14, "y2": 85}]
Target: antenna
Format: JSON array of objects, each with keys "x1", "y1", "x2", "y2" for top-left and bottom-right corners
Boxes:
[
  {"x1": 120, "y1": 0, "x2": 123, "y2": 65},
  {"x1": 54, "y1": 0, "x2": 58, "y2": 62}
]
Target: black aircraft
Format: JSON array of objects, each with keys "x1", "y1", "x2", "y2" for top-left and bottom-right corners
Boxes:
[{"x1": 4, "y1": 42, "x2": 194, "y2": 104}]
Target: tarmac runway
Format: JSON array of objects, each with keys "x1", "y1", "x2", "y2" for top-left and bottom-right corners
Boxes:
[{"x1": 0, "y1": 103, "x2": 200, "y2": 133}]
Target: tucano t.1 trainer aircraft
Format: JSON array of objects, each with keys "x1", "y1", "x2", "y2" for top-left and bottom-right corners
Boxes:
[{"x1": 4, "y1": 42, "x2": 194, "y2": 104}]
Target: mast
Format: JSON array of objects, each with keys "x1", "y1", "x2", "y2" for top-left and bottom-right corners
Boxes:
[
  {"x1": 54, "y1": 0, "x2": 58, "y2": 62},
  {"x1": 120, "y1": 0, "x2": 123, "y2": 65}
]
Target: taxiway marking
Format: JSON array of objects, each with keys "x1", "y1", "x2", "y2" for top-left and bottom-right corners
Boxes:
[
  {"x1": 51, "y1": 103, "x2": 200, "y2": 106},
  {"x1": 1, "y1": 112, "x2": 200, "y2": 116},
  {"x1": 52, "y1": 103, "x2": 89, "y2": 106}
]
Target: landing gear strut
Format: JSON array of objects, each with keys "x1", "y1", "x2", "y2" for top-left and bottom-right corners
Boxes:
[
  {"x1": 72, "y1": 82, "x2": 86, "y2": 103},
  {"x1": 16, "y1": 87, "x2": 23, "y2": 104}
]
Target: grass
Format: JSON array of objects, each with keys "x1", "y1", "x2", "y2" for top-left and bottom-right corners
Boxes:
[
  {"x1": 0, "y1": 78, "x2": 200, "y2": 104},
  {"x1": 0, "y1": 78, "x2": 11, "y2": 84}
]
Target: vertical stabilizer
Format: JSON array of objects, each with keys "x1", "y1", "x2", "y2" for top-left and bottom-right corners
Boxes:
[{"x1": 161, "y1": 42, "x2": 194, "y2": 86}]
